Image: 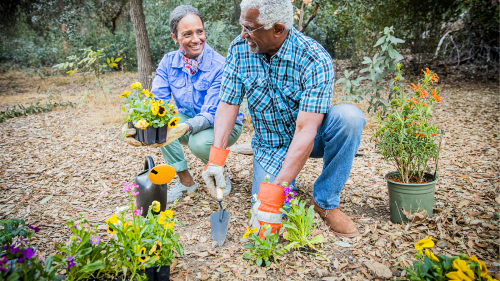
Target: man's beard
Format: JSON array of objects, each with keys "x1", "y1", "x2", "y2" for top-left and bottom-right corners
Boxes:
[{"x1": 249, "y1": 41, "x2": 260, "y2": 54}]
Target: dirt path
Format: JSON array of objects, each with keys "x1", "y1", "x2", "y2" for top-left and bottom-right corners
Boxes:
[{"x1": 0, "y1": 72, "x2": 498, "y2": 280}]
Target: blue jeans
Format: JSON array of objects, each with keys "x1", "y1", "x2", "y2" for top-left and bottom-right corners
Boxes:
[{"x1": 251, "y1": 104, "x2": 366, "y2": 209}]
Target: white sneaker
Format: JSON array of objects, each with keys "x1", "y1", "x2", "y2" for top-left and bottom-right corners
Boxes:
[
  {"x1": 167, "y1": 181, "x2": 197, "y2": 203},
  {"x1": 223, "y1": 176, "x2": 231, "y2": 197}
]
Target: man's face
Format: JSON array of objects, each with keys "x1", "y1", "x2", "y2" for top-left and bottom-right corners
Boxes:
[
  {"x1": 171, "y1": 13, "x2": 205, "y2": 59},
  {"x1": 239, "y1": 9, "x2": 275, "y2": 54}
]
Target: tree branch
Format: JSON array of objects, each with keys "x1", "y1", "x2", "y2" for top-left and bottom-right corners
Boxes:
[{"x1": 299, "y1": 3, "x2": 319, "y2": 33}]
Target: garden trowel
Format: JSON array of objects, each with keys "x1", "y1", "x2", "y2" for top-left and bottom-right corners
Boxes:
[{"x1": 210, "y1": 187, "x2": 230, "y2": 246}]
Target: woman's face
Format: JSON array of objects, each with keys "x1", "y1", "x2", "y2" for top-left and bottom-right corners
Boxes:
[{"x1": 171, "y1": 13, "x2": 205, "y2": 59}]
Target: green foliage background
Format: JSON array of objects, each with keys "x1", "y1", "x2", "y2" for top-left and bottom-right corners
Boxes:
[{"x1": 0, "y1": 0, "x2": 498, "y2": 73}]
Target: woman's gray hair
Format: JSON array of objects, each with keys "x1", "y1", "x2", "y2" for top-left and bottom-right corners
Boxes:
[
  {"x1": 240, "y1": 0, "x2": 294, "y2": 30},
  {"x1": 169, "y1": 5, "x2": 204, "y2": 36}
]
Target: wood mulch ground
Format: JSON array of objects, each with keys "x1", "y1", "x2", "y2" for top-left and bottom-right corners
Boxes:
[{"x1": 0, "y1": 70, "x2": 498, "y2": 280}]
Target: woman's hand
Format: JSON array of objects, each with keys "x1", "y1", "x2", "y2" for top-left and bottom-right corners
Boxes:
[{"x1": 121, "y1": 123, "x2": 189, "y2": 148}]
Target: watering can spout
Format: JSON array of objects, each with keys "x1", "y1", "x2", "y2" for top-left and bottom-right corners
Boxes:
[{"x1": 134, "y1": 156, "x2": 175, "y2": 217}]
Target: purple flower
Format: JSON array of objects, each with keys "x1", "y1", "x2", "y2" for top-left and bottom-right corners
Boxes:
[
  {"x1": 132, "y1": 183, "x2": 139, "y2": 188},
  {"x1": 28, "y1": 225, "x2": 41, "y2": 232},
  {"x1": 130, "y1": 191, "x2": 139, "y2": 196},
  {"x1": 90, "y1": 236, "x2": 100, "y2": 245},
  {"x1": 73, "y1": 225, "x2": 78, "y2": 229},
  {"x1": 11, "y1": 246, "x2": 21, "y2": 254},
  {"x1": 283, "y1": 187, "x2": 292, "y2": 195},
  {"x1": 67, "y1": 256, "x2": 76, "y2": 271},
  {"x1": 122, "y1": 182, "x2": 129, "y2": 186},
  {"x1": 122, "y1": 186, "x2": 131, "y2": 192},
  {"x1": 0, "y1": 257, "x2": 8, "y2": 272},
  {"x1": 17, "y1": 257, "x2": 24, "y2": 263},
  {"x1": 3, "y1": 245, "x2": 10, "y2": 251},
  {"x1": 22, "y1": 248, "x2": 36, "y2": 259}
]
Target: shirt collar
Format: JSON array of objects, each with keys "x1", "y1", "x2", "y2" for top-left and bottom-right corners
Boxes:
[
  {"x1": 272, "y1": 27, "x2": 295, "y2": 61},
  {"x1": 171, "y1": 43, "x2": 212, "y2": 71}
]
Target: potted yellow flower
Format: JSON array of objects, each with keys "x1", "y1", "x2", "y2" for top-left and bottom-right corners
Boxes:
[{"x1": 121, "y1": 82, "x2": 180, "y2": 144}]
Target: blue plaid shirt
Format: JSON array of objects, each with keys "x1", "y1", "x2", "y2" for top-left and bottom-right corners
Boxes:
[{"x1": 219, "y1": 27, "x2": 335, "y2": 175}]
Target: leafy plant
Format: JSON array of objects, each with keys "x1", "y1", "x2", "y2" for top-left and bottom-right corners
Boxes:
[
  {"x1": 52, "y1": 46, "x2": 120, "y2": 80},
  {"x1": 120, "y1": 82, "x2": 179, "y2": 138},
  {"x1": 107, "y1": 182, "x2": 183, "y2": 280},
  {"x1": 279, "y1": 197, "x2": 325, "y2": 251},
  {"x1": 242, "y1": 225, "x2": 285, "y2": 267},
  {"x1": 372, "y1": 68, "x2": 443, "y2": 183},
  {"x1": 397, "y1": 236, "x2": 498, "y2": 281},
  {"x1": 0, "y1": 220, "x2": 63, "y2": 281},
  {"x1": 336, "y1": 26, "x2": 405, "y2": 114},
  {"x1": 0, "y1": 100, "x2": 74, "y2": 123},
  {"x1": 53, "y1": 215, "x2": 112, "y2": 281}
]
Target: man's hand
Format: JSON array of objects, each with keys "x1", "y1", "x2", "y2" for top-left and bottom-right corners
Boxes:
[
  {"x1": 121, "y1": 123, "x2": 189, "y2": 147},
  {"x1": 201, "y1": 146, "x2": 230, "y2": 198},
  {"x1": 249, "y1": 182, "x2": 285, "y2": 237}
]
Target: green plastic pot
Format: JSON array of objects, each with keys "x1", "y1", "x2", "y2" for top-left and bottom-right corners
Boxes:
[{"x1": 386, "y1": 171, "x2": 438, "y2": 223}]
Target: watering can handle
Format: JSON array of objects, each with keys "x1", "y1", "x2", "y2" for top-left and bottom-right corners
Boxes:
[
  {"x1": 434, "y1": 129, "x2": 445, "y2": 179},
  {"x1": 144, "y1": 156, "x2": 155, "y2": 171}
]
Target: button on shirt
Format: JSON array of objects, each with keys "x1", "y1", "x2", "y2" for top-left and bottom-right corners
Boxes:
[
  {"x1": 219, "y1": 28, "x2": 335, "y2": 176},
  {"x1": 152, "y1": 43, "x2": 243, "y2": 126}
]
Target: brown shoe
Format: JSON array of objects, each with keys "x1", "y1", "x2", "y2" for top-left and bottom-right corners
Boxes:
[{"x1": 311, "y1": 199, "x2": 359, "y2": 238}]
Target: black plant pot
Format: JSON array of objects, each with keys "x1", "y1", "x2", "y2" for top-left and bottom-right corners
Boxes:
[
  {"x1": 136, "y1": 128, "x2": 145, "y2": 142},
  {"x1": 135, "y1": 156, "x2": 169, "y2": 217},
  {"x1": 145, "y1": 265, "x2": 170, "y2": 281},
  {"x1": 128, "y1": 122, "x2": 134, "y2": 129},
  {"x1": 157, "y1": 126, "x2": 168, "y2": 144},
  {"x1": 144, "y1": 126, "x2": 157, "y2": 145}
]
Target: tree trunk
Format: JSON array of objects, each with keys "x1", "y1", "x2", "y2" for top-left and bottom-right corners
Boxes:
[
  {"x1": 231, "y1": 0, "x2": 242, "y2": 25},
  {"x1": 129, "y1": 0, "x2": 152, "y2": 90}
]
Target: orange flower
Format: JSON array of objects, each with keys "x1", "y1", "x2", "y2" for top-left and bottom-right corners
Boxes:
[
  {"x1": 409, "y1": 83, "x2": 421, "y2": 92},
  {"x1": 433, "y1": 95, "x2": 443, "y2": 104},
  {"x1": 422, "y1": 68, "x2": 431, "y2": 76},
  {"x1": 430, "y1": 73, "x2": 439, "y2": 82},
  {"x1": 423, "y1": 103, "x2": 427, "y2": 106},
  {"x1": 419, "y1": 89, "x2": 429, "y2": 98}
]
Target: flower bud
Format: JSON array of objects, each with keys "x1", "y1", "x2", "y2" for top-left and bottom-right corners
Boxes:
[
  {"x1": 393, "y1": 86, "x2": 399, "y2": 91},
  {"x1": 395, "y1": 76, "x2": 401, "y2": 81}
]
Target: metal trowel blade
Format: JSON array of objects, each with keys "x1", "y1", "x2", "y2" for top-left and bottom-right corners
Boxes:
[{"x1": 210, "y1": 210, "x2": 230, "y2": 246}]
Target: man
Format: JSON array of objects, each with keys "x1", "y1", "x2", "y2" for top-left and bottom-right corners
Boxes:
[{"x1": 202, "y1": 0, "x2": 366, "y2": 238}]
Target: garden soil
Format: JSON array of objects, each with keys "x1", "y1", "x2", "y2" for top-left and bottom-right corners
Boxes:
[{"x1": 0, "y1": 69, "x2": 498, "y2": 280}]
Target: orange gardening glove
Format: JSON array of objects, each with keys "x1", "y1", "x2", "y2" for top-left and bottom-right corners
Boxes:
[
  {"x1": 249, "y1": 182, "x2": 286, "y2": 238},
  {"x1": 201, "y1": 146, "x2": 230, "y2": 198}
]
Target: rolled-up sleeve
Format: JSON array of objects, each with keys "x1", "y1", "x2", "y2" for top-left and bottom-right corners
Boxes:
[
  {"x1": 196, "y1": 66, "x2": 224, "y2": 126},
  {"x1": 219, "y1": 48, "x2": 245, "y2": 106},
  {"x1": 151, "y1": 56, "x2": 172, "y2": 102},
  {"x1": 299, "y1": 55, "x2": 335, "y2": 114}
]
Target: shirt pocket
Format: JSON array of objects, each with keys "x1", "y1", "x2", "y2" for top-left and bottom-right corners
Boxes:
[
  {"x1": 243, "y1": 75, "x2": 273, "y2": 112},
  {"x1": 194, "y1": 78, "x2": 210, "y2": 92},
  {"x1": 170, "y1": 76, "x2": 186, "y2": 89}
]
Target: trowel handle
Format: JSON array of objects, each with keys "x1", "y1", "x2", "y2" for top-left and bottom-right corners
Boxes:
[{"x1": 216, "y1": 187, "x2": 223, "y2": 200}]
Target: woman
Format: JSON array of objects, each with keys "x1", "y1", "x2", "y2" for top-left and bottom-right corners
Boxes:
[{"x1": 151, "y1": 5, "x2": 243, "y2": 202}]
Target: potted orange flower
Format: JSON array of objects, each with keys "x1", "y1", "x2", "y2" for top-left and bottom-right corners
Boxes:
[{"x1": 373, "y1": 67, "x2": 445, "y2": 223}]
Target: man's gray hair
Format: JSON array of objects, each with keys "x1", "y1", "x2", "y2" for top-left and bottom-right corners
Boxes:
[
  {"x1": 240, "y1": 0, "x2": 294, "y2": 30},
  {"x1": 169, "y1": 5, "x2": 204, "y2": 36}
]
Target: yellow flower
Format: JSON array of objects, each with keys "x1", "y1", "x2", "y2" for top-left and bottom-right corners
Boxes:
[
  {"x1": 151, "y1": 200, "x2": 160, "y2": 212},
  {"x1": 141, "y1": 89, "x2": 150, "y2": 98},
  {"x1": 168, "y1": 117, "x2": 180, "y2": 128},
  {"x1": 123, "y1": 221, "x2": 133, "y2": 230},
  {"x1": 150, "y1": 93, "x2": 154, "y2": 99},
  {"x1": 158, "y1": 106, "x2": 166, "y2": 116},
  {"x1": 414, "y1": 236, "x2": 434, "y2": 253},
  {"x1": 453, "y1": 259, "x2": 474, "y2": 280},
  {"x1": 131, "y1": 82, "x2": 143, "y2": 90},
  {"x1": 163, "y1": 222, "x2": 175, "y2": 230},
  {"x1": 148, "y1": 244, "x2": 157, "y2": 255},
  {"x1": 153, "y1": 240, "x2": 162, "y2": 254},
  {"x1": 162, "y1": 210, "x2": 173, "y2": 218},
  {"x1": 151, "y1": 103, "x2": 160, "y2": 115},
  {"x1": 446, "y1": 270, "x2": 473, "y2": 281},
  {"x1": 242, "y1": 226, "x2": 258, "y2": 239},
  {"x1": 105, "y1": 214, "x2": 119, "y2": 234},
  {"x1": 424, "y1": 250, "x2": 439, "y2": 262},
  {"x1": 139, "y1": 255, "x2": 149, "y2": 263},
  {"x1": 283, "y1": 232, "x2": 290, "y2": 240},
  {"x1": 478, "y1": 261, "x2": 488, "y2": 277},
  {"x1": 135, "y1": 119, "x2": 149, "y2": 130},
  {"x1": 158, "y1": 210, "x2": 173, "y2": 225},
  {"x1": 120, "y1": 91, "x2": 131, "y2": 98},
  {"x1": 467, "y1": 255, "x2": 479, "y2": 263},
  {"x1": 172, "y1": 109, "x2": 178, "y2": 116}
]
